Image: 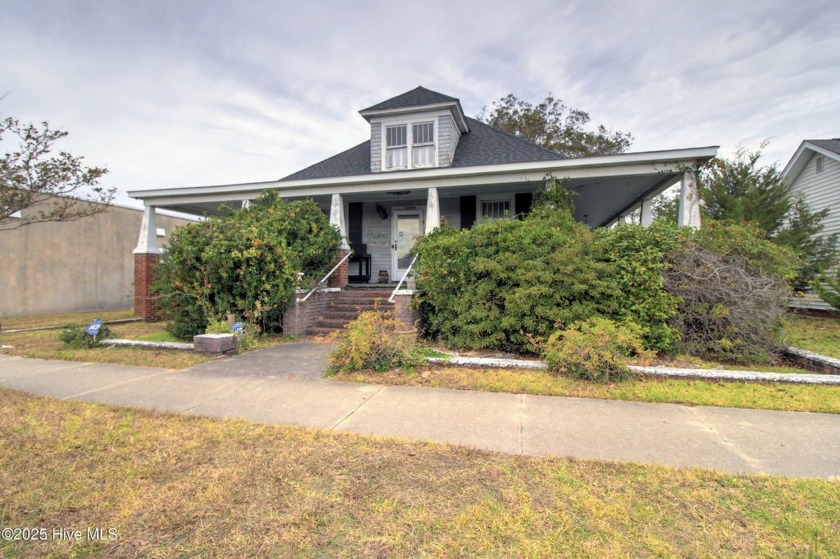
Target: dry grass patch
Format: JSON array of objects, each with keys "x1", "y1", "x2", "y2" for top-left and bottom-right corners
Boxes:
[
  {"x1": 0, "y1": 322, "x2": 213, "y2": 370},
  {"x1": 339, "y1": 367, "x2": 840, "y2": 414},
  {"x1": 0, "y1": 310, "x2": 293, "y2": 370},
  {"x1": 0, "y1": 309, "x2": 135, "y2": 331},
  {"x1": 0, "y1": 389, "x2": 837, "y2": 558}
]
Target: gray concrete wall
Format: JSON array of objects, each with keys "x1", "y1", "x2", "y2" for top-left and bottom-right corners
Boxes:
[{"x1": 1, "y1": 200, "x2": 192, "y2": 317}]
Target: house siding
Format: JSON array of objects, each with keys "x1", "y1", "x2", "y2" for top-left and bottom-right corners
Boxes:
[
  {"x1": 438, "y1": 114, "x2": 460, "y2": 167},
  {"x1": 356, "y1": 196, "x2": 460, "y2": 283},
  {"x1": 790, "y1": 152, "x2": 840, "y2": 310},
  {"x1": 370, "y1": 122, "x2": 382, "y2": 173}
]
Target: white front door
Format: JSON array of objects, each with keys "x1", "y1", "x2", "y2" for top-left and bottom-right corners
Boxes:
[{"x1": 391, "y1": 209, "x2": 424, "y2": 281}]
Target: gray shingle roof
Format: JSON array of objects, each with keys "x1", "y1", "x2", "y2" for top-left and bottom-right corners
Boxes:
[
  {"x1": 279, "y1": 117, "x2": 565, "y2": 182},
  {"x1": 281, "y1": 141, "x2": 372, "y2": 181},
  {"x1": 451, "y1": 117, "x2": 565, "y2": 167},
  {"x1": 360, "y1": 86, "x2": 459, "y2": 113},
  {"x1": 809, "y1": 139, "x2": 840, "y2": 156}
]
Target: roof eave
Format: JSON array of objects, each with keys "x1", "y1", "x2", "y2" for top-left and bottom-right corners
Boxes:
[{"x1": 128, "y1": 146, "x2": 718, "y2": 202}]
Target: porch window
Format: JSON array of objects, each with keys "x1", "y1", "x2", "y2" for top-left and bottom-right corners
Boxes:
[
  {"x1": 386, "y1": 125, "x2": 407, "y2": 169},
  {"x1": 412, "y1": 122, "x2": 435, "y2": 167},
  {"x1": 479, "y1": 197, "x2": 512, "y2": 221}
]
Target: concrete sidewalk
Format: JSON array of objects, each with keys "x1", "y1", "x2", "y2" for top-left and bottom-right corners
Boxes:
[{"x1": 1, "y1": 350, "x2": 838, "y2": 479}]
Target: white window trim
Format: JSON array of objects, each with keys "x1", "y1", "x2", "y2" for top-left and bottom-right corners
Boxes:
[
  {"x1": 376, "y1": 112, "x2": 443, "y2": 171},
  {"x1": 477, "y1": 195, "x2": 515, "y2": 222}
]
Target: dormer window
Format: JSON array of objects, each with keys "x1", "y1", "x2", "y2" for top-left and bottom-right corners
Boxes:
[
  {"x1": 412, "y1": 122, "x2": 435, "y2": 167},
  {"x1": 384, "y1": 120, "x2": 436, "y2": 170},
  {"x1": 386, "y1": 125, "x2": 407, "y2": 169}
]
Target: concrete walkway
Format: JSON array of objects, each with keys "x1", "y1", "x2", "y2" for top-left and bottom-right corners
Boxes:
[{"x1": 1, "y1": 347, "x2": 838, "y2": 479}]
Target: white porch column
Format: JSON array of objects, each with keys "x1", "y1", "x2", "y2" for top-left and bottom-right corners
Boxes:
[
  {"x1": 425, "y1": 187, "x2": 440, "y2": 235},
  {"x1": 241, "y1": 199, "x2": 251, "y2": 209},
  {"x1": 330, "y1": 193, "x2": 350, "y2": 250},
  {"x1": 678, "y1": 171, "x2": 702, "y2": 229},
  {"x1": 640, "y1": 198, "x2": 653, "y2": 227},
  {"x1": 133, "y1": 205, "x2": 161, "y2": 254}
]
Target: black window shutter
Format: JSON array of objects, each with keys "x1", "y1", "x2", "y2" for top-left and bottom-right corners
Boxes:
[
  {"x1": 515, "y1": 193, "x2": 533, "y2": 218},
  {"x1": 348, "y1": 202, "x2": 363, "y2": 244},
  {"x1": 460, "y1": 196, "x2": 476, "y2": 229}
]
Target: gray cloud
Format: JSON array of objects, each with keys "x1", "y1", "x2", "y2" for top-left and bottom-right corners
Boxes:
[{"x1": 2, "y1": 0, "x2": 838, "y2": 207}]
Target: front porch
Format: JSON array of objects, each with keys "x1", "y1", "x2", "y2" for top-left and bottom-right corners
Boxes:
[{"x1": 128, "y1": 147, "x2": 710, "y2": 321}]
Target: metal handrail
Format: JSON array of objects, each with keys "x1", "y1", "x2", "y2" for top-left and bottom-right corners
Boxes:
[
  {"x1": 388, "y1": 254, "x2": 419, "y2": 303},
  {"x1": 297, "y1": 249, "x2": 354, "y2": 303}
]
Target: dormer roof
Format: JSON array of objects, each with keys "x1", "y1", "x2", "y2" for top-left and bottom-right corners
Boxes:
[{"x1": 359, "y1": 86, "x2": 469, "y2": 133}]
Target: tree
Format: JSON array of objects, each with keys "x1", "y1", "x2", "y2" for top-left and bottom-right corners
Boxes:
[
  {"x1": 1, "y1": 116, "x2": 113, "y2": 230},
  {"x1": 478, "y1": 94, "x2": 633, "y2": 158},
  {"x1": 697, "y1": 146, "x2": 837, "y2": 291}
]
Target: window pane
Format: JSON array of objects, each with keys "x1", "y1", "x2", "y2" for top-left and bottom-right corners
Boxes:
[
  {"x1": 481, "y1": 200, "x2": 510, "y2": 220},
  {"x1": 412, "y1": 145, "x2": 435, "y2": 167},
  {"x1": 387, "y1": 147, "x2": 407, "y2": 168},
  {"x1": 387, "y1": 126, "x2": 406, "y2": 147},
  {"x1": 412, "y1": 122, "x2": 434, "y2": 145}
]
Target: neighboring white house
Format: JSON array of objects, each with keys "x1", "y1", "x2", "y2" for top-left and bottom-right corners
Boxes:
[{"x1": 782, "y1": 138, "x2": 840, "y2": 311}]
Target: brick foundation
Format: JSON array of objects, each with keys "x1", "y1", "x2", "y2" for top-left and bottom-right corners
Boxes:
[
  {"x1": 328, "y1": 248, "x2": 350, "y2": 288},
  {"x1": 283, "y1": 289, "x2": 340, "y2": 336},
  {"x1": 134, "y1": 253, "x2": 161, "y2": 321},
  {"x1": 392, "y1": 292, "x2": 420, "y2": 336}
]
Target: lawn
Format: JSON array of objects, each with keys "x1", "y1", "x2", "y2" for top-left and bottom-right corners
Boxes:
[
  {"x1": 785, "y1": 313, "x2": 840, "y2": 359},
  {"x1": 0, "y1": 308, "x2": 136, "y2": 331},
  {"x1": 0, "y1": 310, "x2": 292, "y2": 370},
  {"x1": 337, "y1": 366, "x2": 840, "y2": 414},
  {"x1": 1, "y1": 389, "x2": 837, "y2": 559}
]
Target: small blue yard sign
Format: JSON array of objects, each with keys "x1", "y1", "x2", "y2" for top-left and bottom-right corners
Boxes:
[
  {"x1": 232, "y1": 322, "x2": 243, "y2": 335},
  {"x1": 85, "y1": 319, "x2": 102, "y2": 339}
]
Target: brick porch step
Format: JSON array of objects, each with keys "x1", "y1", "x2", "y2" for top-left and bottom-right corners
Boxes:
[{"x1": 305, "y1": 288, "x2": 395, "y2": 336}]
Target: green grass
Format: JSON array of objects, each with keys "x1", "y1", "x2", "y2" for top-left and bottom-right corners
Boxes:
[
  {"x1": 1, "y1": 389, "x2": 837, "y2": 558},
  {"x1": 785, "y1": 314, "x2": 840, "y2": 359},
  {"x1": 339, "y1": 366, "x2": 840, "y2": 414}
]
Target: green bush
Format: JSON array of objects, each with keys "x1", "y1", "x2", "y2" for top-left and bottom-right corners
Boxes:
[
  {"x1": 328, "y1": 311, "x2": 424, "y2": 374},
  {"x1": 416, "y1": 203, "x2": 619, "y2": 354},
  {"x1": 59, "y1": 323, "x2": 115, "y2": 348},
  {"x1": 544, "y1": 318, "x2": 650, "y2": 382},
  {"x1": 595, "y1": 222, "x2": 681, "y2": 352},
  {"x1": 155, "y1": 191, "x2": 340, "y2": 339}
]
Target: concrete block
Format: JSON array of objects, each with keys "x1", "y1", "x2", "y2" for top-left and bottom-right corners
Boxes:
[{"x1": 193, "y1": 334, "x2": 238, "y2": 355}]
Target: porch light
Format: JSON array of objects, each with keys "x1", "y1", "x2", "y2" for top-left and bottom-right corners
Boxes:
[{"x1": 376, "y1": 205, "x2": 388, "y2": 220}]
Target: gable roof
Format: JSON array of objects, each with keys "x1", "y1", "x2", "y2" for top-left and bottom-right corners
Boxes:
[
  {"x1": 280, "y1": 117, "x2": 564, "y2": 182},
  {"x1": 782, "y1": 138, "x2": 840, "y2": 184},
  {"x1": 360, "y1": 86, "x2": 460, "y2": 113},
  {"x1": 808, "y1": 139, "x2": 840, "y2": 156}
]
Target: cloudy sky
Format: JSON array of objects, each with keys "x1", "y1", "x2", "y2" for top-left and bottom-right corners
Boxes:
[{"x1": 2, "y1": 0, "x2": 838, "y2": 208}]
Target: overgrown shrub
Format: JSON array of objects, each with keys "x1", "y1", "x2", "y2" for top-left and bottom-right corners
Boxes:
[
  {"x1": 327, "y1": 311, "x2": 424, "y2": 374},
  {"x1": 416, "y1": 203, "x2": 619, "y2": 354},
  {"x1": 596, "y1": 222, "x2": 681, "y2": 352},
  {"x1": 664, "y1": 222, "x2": 794, "y2": 363},
  {"x1": 155, "y1": 191, "x2": 340, "y2": 339},
  {"x1": 59, "y1": 323, "x2": 115, "y2": 348},
  {"x1": 544, "y1": 317, "x2": 650, "y2": 382}
]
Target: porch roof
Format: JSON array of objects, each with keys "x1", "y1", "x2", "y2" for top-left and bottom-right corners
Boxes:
[{"x1": 128, "y1": 146, "x2": 717, "y2": 227}]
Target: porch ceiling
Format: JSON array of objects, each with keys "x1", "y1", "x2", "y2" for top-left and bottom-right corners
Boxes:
[{"x1": 151, "y1": 171, "x2": 680, "y2": 228}]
